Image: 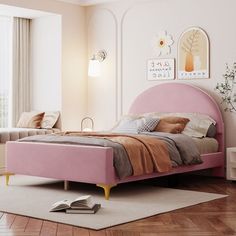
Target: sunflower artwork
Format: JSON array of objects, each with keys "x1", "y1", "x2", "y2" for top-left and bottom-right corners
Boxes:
[
  {"x1": 178, "y1": 27, "x2": 209, "y2": 79},
  {"x1": 148, "y1": 31, "x2": 175, "y2": 80},
  {"x1": 152, "y1": 31, "x2": 174, "y2": 56}
]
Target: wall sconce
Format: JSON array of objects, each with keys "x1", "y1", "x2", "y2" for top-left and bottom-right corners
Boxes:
[
  {"x1": 88, "y1": 50, "x2": 107, "y2": 77},
  {"x1": 81, "y1": 117, "x2": 94, "y2": 132}
]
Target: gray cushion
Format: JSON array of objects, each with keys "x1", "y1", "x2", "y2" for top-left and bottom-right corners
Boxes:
[{"x1": 206, "y1": 124, "x2": 217, "y2": 138}]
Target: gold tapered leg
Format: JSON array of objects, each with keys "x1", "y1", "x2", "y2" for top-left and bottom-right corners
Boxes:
[
  {"x1": 64, "y1": 180, "x2": 69, "y2": 190},
  {"x1": 97, "y1": 183, "x2": 116, "y2": 200},
  {"x1": 3, "y1": 172, "x2": 15, "y2": 186}
]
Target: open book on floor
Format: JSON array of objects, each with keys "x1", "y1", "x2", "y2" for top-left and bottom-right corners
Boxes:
[{"x1": 50, "y1": 195, "x2": 100, "y2": 213}]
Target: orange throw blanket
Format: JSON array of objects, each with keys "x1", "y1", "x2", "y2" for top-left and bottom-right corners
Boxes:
[{"x1": 61, "y1": 132, "x2": 172, "y2": 176}]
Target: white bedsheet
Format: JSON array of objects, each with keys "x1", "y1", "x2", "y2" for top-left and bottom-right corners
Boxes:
[{"x1": 192, "y1": 137, "x2": 218, "y2": 154}]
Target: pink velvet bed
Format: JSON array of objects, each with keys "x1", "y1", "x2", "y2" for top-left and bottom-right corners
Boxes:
[{"x1": 5, "y1": 83, "x2": 225, "y2": 199}]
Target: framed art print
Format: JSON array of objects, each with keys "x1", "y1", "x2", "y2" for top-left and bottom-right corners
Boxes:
[
  {"x1": 147, "y1": 58, "x2": 175, "y2": 80},
  {"x1": 178, "y1": 27, "x2": 209, "y2": 79}
]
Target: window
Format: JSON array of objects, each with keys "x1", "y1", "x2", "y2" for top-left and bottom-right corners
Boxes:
[{"x1": 0, "y1": 16, "x2": 12, "y2": 128}]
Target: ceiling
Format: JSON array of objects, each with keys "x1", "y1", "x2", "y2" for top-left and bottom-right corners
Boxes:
[
  {"x1": 0, "y1": 4, "x2": 58, "y2": 18},
  {"x1": 0, "y1": 0, "x2": 119, "y2": 18},
  {"x1": 57, "y1": 0, "x2": 119, "y2": 6}
]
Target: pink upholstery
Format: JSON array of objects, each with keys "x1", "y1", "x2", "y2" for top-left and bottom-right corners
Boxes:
[
  {"x1": 6, "y1": 142, "x2": 115, "y2": 184},
  {"x1": 129, "y1": 82, "x2": 224, "y2": 152},
  {"x1": 6, "y1": 82, "x2": 225, "y2": 187}
]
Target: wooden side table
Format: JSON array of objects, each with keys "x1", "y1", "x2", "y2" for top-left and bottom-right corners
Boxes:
[{"x1": 227, "y1": 147, "x2": 236, "y2": 180}]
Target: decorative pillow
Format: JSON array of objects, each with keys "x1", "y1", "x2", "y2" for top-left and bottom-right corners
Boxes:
[
  {"x1": 41, "y1": 111, "x2": 60, "y2": 129},
  {"x1": 112, "y1": 116, "x2": 159, "y2": 133},
  {"x1": 181, "y1": 114, "x2": 216, "y2": 138},
  {"x1": 138, "y1": 117, "x2": 160, "y2": 132},
  {"x1": 206, "y1": 123, "x2": 217, "y2": 138},
  {"x1": 145, "y1": 112, "x2": 216, "y2": 138},
  {"x1": 16, "y1": 111, "x2": 45, "y2": 128},
  {"x1": 159, "y1": 116, "x2": 190, "y2": 125},
  {"x1": 153, "y1": 116, "x2": 189, "y2": 133},
  {"x1": 155, "y1": 120, "x2": 186, "y2": 134}
]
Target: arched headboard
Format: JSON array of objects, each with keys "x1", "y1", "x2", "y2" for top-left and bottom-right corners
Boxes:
[{"x1": 129, "y1": 82, "x2": 224, "y2": 151}]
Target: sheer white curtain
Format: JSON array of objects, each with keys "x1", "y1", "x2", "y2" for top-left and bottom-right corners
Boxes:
[
  {"x1": 0, "y1": 16, "x2": 11, "y2": 128},
  {"x1": 12, "y1": 17, "x2": 31, "y2": 126}
]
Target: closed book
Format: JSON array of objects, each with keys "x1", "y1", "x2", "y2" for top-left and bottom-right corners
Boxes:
[
  {"x1": 66, "y1": 204, "x2": 101, "y2": 214},
  {"x1": 71, "y1": 203, "x2": 96, "y2": 210}
]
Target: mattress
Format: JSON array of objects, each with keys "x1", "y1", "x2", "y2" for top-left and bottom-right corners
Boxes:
[
  {"x1": 192, "y1": 137, "x2": 218, "y2": 154},
  {"x1": 0, "y1": 128, "x2": 60, "y2": 144}
]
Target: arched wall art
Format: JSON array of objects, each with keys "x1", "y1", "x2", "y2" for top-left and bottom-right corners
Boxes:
[{"x1": 177, "y1": 27, "x2": 209, "y2": 79}]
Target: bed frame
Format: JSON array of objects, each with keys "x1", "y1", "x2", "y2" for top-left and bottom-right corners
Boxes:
[
  {"x1": 0, "y1": 115, "x2": 61, "y2": 175},
  {"x1": 4, "y1": 83, "x2": 225, "y2": 199}
]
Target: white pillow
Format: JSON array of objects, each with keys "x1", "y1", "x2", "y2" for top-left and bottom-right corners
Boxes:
[
  {"x1": 41, "y1": 111, "x2": 60, "y2": 129},
  {"x1": 112, "y1": 116, "x2": 159, "y2": 134},
  {"x1": 181, "y1": 113, "x2": 216, "y2": 138}
]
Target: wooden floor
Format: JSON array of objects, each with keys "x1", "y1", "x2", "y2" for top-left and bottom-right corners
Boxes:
[{"x1": 0, "y1": 175, "x2": 236, "y2": 236}]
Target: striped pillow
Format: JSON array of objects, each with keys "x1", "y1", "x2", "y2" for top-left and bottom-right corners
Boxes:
[
  {"x1": 137, "y1": 117, "x2": 160, "y2": 132},
  {"x1": 112, "y1": 116, "x2": 159, "y2": 134}
]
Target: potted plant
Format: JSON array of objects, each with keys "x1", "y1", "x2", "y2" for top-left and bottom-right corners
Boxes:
[{"x1": 215, "y1": 63, "x2": 236, "y2": 112}]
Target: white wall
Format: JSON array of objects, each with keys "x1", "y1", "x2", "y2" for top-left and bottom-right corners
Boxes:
[
  {"x1": 86, "y1": 0, "x2": 236, "y2": 147},
  {"x1": 30, "y1": 15, "x2": 61, "y2": 112},
  {"x1": 0, "y1": 0, "x2": 87, "y2": 130},
  {"x1": 87, "y1": 8, "x2": 117, "y2": 130}
]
